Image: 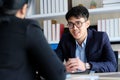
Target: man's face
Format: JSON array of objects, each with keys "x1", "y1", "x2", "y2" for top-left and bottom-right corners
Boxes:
[{"x1": 67, "y1": 16, "x2": 90, "y2": 41}]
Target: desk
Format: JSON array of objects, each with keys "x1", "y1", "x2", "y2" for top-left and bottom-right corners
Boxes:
[{"x1": 66, "y1": 72, "x2": 120, "y2": 80}]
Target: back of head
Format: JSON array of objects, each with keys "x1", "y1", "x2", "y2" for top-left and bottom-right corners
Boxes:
[
  {"x1": 0, "y1": 0, "x2": 28, "y2": 15},
  {"x1": 0, "y1": 0, "x2": 28, "y2": 22},
  {"x1": 65, "y1": 5, "x2": 89, "y2": 21}
]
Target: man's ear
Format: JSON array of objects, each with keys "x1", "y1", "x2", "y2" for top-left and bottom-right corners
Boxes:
[
  {"x1": 15, "y1": 4, "x2": 28, "y2": 19},
  {"x1": 21, "y1": 4, "x2": 28, "y2": 16},
  {"x1": 85, "y1": 20, "x2": 90, "y2": 28}
]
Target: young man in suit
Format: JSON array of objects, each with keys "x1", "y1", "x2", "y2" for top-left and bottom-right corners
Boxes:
[{"x1": 55, "y1": 5, "x2": 117, "y2": 73}]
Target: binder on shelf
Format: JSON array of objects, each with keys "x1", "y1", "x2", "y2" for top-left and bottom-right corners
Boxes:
[
  {"x1": 43, "y1": 0, "x2": 48, "y2": 14},
  {"x1": 51, "y1": 0, "x2": 56, "y2": 13},
  {"x1": 109, "y1": 19, "x2": 114, "y2": 38},
  {"x1": 59, "y1": 0, "x2": 64, "y2": 12},
  {"x1": 105, "y1": 19, "x2": 110, "y2": 36},
  {"x1": 51, "y1": 24, "x2": 56, "y2": 41},
  {"x1": 26, "y1": 0, "x2": 35, "y2": 16},
  {"x1": 43, "y1": 20, "x2": 48, "y2": 40},
  {"x1": 101, "y1": 19, "x2": 106, "y2": 32},
  {"x1": 40, "y1": 0, "x2": 44, "y2": 14},
  {"x1": 55, "y1": 0, "x2": 60, "y2": 13},
  {"x1": 56, "y1": 23, "x2": 60, "y2": 43},
  {"x1": 63, "y1": 0, "x2": 68, "y2": 12},
  {"x1": 114, "y1": 18, "x2": 119, "y2": 37},
  {"x1": 47, "y1": 20, "x2": 52, "y2": 42},
  {"x1": 97, "y1": 20, "x2": 102, "y2": 31},
  {"x1": 47, "y1": 0, "x2": 52, "y2": 14},
  {"x1": 60, "y1": 24, "x2": 64, "y2": 39},
  {"x1": 35, "y1": 0, "x2": 40, "y2": 14},
  {"x1": 118, "y1": 18, "x2": 120, "y2": 36}
]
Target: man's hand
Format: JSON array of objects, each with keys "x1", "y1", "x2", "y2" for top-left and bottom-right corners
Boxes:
[{"x1": 65, "y1": 58, "x2": 86, "y2": 73}]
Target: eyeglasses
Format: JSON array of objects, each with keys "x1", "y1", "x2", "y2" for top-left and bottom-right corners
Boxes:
[{"x1": 67, "y1": 21, "x2": 86, "y2": 29}]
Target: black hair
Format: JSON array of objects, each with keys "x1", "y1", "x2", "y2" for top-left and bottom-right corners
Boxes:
[
  {"x1": 0, "y1": 0, "x2": 30, "y2": 22},
  {"x1": 65, "y1": 5, "x2": 89, "y2": 21},
  {"x1": 0, "y1": 0, "x2": 28, "y2": 15}
]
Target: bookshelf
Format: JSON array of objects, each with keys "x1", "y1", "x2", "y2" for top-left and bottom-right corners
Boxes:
[
  {"x1": 26, "y1": 0, "x2": 70, "y2": 49},
  {"x1": 26, "y1": 0, "x2": 120, "y2": 49},
  {"x1": 26, "y1": 6, "x2": 120, "y2": 19}
]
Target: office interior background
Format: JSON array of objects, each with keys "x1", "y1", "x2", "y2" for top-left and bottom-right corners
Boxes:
[{"x1": 26, "y1": 0, "x2": 120, "y2": 71}]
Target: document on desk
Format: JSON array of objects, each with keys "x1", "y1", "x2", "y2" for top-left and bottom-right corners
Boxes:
[
  {"x1": 66, "y1": 72, "x2": 120, "y2": 80},
  {"x1": 66, "y1": 74, "x2": 99, "y2": 80},
  {"x1": 98, "y1": 72, "x2": 120, "y2": 79}
]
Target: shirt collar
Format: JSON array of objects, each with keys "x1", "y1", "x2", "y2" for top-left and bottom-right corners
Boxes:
[{"x1": 76, "y1": 37, "x2": 87, "y2": 48}]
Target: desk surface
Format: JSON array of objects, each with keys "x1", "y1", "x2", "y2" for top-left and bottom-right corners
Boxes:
[{"x1": 66, "y1": 72, "x2": 120, "y2": 80}]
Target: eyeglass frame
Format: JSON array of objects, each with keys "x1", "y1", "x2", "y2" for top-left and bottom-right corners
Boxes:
[{"x1": 67, "y1": 20, "x2": 87, "y2": 29}]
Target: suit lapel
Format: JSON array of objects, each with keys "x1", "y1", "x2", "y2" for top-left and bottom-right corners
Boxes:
[{"x1": 85, "y1": 29, "x2": 93, "y2": 61}]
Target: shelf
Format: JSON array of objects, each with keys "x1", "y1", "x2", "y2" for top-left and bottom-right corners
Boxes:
[
  {"x1": 49, "y1": 41, "x2": 59, "y2": 44},
  {"x1": 110, "y1": 37, "x2": 120, "y2": 42},
  {"x1": 26, "y1": 6, "x2": 120, "y2": 43},
  {"x1": 26, "y1": 12, "x2": 67, "y2": 20},
  {"x1": 89, "y1": 6, "x2": 120, "y2": 15},
  {"x1": 26, "y1": 6, "x2": 120, "y2": 20}
]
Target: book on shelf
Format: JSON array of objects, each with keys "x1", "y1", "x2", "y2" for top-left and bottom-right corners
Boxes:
[
  {"x1": 59, "y1": 0, "x2": 64, "y2": 12},
  {"x1": 48, "y1": 0, "x2": 52, "y2": 14},
  {"x1": 64, "y1": 0, "x2": 68, "y2": 12},
  {"x1": 51, "y1": 0, "x2": 56, "y2": 13},
  {"x1": 60, "y1": 24, "x2": 64, "y2": 39},
  {"x1": 43, "y1": 0, "x2": 48, "y2": 14},
  {"x1": 51, "y1": 24, "x2": 56, "y2": 41},
  {"x1": 26, "y1": 0, "x2": 36, "y2": 16},
  {"x1": 43, "y1": 20, "x2": 64, "y2": 44},
  {"x1": 35, "y1": 0, "x2": 40, "y2": 14},
  {"x1": 97, "y1": 18, "x2": 120, "y2": 42},
  {"x1": 101, "y1": 19, "x2": 106, "y2": 32},
  {"x1": 43, "y1": 20, "x2": 48, "y2": 40},
  {"x1": 27, "y1": 0, "x2": 70, "y2": 16},
  {"x1": 97, "y1": 20, "x2": 102, "y2": 31},
  {"x1": 55, "y1": 0, "x2": 60, "y2": 13},
  {"x1": 105, "y1": 19, "x2": 110, "y2": 36},
  {"x1": 109, "y1": 19, "x2": 114, "y2": 38},
  {"x1": 40, "y1": 0, "x2": 44, "y2": 14},
  {"x1": 39, "y1": 0, "x2": 69, "y2": 15},
  {"x1": 47, "y1": 20, "x2": 52, "y2": 42},
  {"x1": 114, "y1": 18, "x2": 119, "y2": 37},
  {"x1": 56, "y1": 24, "x2": 60, "y2": 43},
  {"x1": 118, "y1": 18, "x2": 120, "y2": 37}
]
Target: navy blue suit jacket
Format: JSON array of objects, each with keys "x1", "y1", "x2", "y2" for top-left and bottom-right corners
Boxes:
[{"x1": 55, "y1": 29, "x2": 117, "y2": 72}]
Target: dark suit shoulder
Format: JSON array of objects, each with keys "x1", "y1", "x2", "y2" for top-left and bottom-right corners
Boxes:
[
  {"x1": 88, "y1": 29, "x2": 109, "y2": 43},
  {"x1": 23, "y1": 19, "x2": 40, "y2": 28},
  {"x1": 61, "y1": 32, "x2": 75, "y2": 41},
  {"x1": 89, "y1": 29, "x2": 107, "y2": 37}
]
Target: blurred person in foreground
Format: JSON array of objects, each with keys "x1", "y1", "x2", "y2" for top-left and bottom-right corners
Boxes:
[
  {"x1": 0, "y1": 0, "x2": 66, "y2": 80},
  {"x1": 55, "y1": 5, "x2": 117, "y2": 73}
]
